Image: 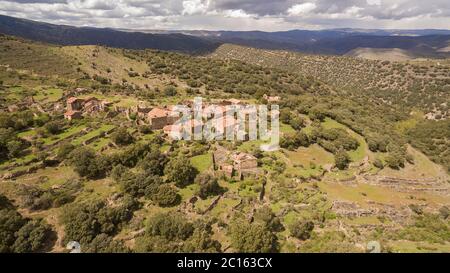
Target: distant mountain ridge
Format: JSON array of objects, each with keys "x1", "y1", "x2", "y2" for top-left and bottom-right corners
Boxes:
[
  {"x1": 0, "y1": 14, "x2": 449, "y2": 58},
  {"x1": 0, "y1": 14, "x2": 219, "y2": 53}
]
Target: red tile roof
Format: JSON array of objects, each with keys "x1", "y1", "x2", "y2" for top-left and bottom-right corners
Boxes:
[{"x1": 148, "y1": 108, "x2": 171, "y2": 119}]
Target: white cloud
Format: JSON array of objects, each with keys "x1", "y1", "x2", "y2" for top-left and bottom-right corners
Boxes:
[
  {"x1": 287, "y1": 3, "x2": 317, "y2": 16},
  {"x1": 182, "y1": 0, "x2": 209, "y2": 15},
  {"x1": 223, "y1": 9, "x2": 253, "y2": 18},
  {"x1": 0, "y1": 0, "x2": 448, "y2": 30}
]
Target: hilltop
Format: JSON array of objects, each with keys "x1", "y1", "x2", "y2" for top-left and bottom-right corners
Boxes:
[
  {"x1": 210, "y1": 44, "x2": 450, "y2": 116},
  {"x1": 1, "y1": 14, "x2": 450, "y2": 58}
]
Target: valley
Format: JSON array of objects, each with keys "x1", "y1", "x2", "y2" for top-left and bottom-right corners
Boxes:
[{"x1": 0, "y1": 33, "x2": 448, "y2": 254}]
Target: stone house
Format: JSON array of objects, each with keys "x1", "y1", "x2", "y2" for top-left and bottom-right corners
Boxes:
[
  {"x1": 64, "y1": 110, "x2": 82, "y2": 121},
  {"x1": 67, "y1": 97, "x2": 85, "y2": 111},
  {"x1": 232, "y1": 153, "x2": 260, "y2": 179},
  {"x1": 213, "y1": 146, "x2": 260, "y2": 180},
  {"x1": 163, "y1": 119, "x2": 203, "y2": 140},
  {"x1": 147, "y1": 107, "x2": 178, "y2": 130},
  {"x1": 84, "y1": 99, "x2": 101, "y2": 113}
]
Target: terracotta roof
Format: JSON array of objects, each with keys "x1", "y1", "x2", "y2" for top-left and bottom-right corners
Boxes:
[{"x1": 148, "y1": 107, "x2": 170, "y2": 119}]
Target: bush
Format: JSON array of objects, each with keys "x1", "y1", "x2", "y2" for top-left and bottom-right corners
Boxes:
[
  {"x1": 114, "y1": 168, "x2": 163, "y2": 199},
  {"x1": 151, "y1": 184, "x2": 180, "y2": 207},
  {"x1": 12, "y1": 219, "x2": 53, "y2": 253},
  {"x1": 164, "y1": 86, "x2": 177, "y2": 96},
  {"x1": 62, "y1": 198, "x2": 138, "y2": 245},
  {"x1": 254, "y1": 206, "x2": 284, "y2": 232},
  {"x1": 146, "y1": 213, "x2": 194, "y2": 241},
  {"x1": 68, "y1": 147, "x2": 106, "y2": 179},
  {"x1": 385, "y1": 152, "x2": 405, "y2": 169},
  {"x1": 164, "y1": 156, "x2": 198, "y2": 188},
  {"x1": 195, "y1": 173, "x2": 225, "y2": 200},
  {"x1": 111, "y1": 127, "x2": 134, "y2": 146},
  {"x1": 45, "y1": 120, "x2": 64, "y2": 135},
  {"x1": 334, "y1": 149, "x2": 351, "y2": 170},
  {"x1": 84, "y1": 234, "x2": 130, "y2": 253},
  {"x1": 289, "y1": 220, "x2": 314, "y2": 240},
  {"x1": 229, "y1": 220, "x2": 278, "y2": 253},
  {"x1": 57, "y1": 142, "x2": 75, "y2": 161}
]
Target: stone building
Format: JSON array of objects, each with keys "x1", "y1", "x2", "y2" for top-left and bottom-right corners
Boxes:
[
  {"x1": 66, "y1": 97, "x2": 84, "y2": 111},
  {"x1": 147, "y1": 107, "x2": 178, "y2": 130},
  {"x1": 212, "y1": 146, "x2": 260, "y2": 180},
  {"x1": 232, "y1": 153, "x2": 259, "y2": 179},
  {"x1": 64, "y1": 110, "x2": 82, "y2": 121}
]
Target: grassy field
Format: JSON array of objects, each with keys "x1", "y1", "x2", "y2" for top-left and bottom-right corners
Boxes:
[
  {"x1": 321, "y1": 118, "x2": 368, "y2": 163},
  {"x1": 72, "y1": 124, "x2": 115, "y2": 146},
  {"x1": 33, "y1": 87, "x2": 63, "y2": 102},
  {"x1": 190, "y1": 153, "x2": 213, "y2": 173}
]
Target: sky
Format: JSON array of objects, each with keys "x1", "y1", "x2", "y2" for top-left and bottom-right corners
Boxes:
[{"x1": 0, "y1": 0, "x2": 449, "y2": 31}]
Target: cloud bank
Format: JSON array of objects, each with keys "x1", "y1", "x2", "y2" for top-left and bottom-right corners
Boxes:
[{"x1": 0, "y1": 0, "x2": 448, "y2": 31}]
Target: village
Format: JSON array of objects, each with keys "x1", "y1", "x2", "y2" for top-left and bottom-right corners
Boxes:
[{"x1": 0, "y1": 25, "x2": 449, "y2": 255}]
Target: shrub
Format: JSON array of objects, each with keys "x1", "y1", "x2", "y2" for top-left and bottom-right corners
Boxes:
[
  {"x1": 151, "y1": 184, "x2": 180, "y2": 207},
  {"x1": 229, "y1": 220, "x2": 278, "y2": 253},
  {"x1": 164, "y1": 156, "x2": 198, "y2": 188},
  {"x1": 334, "y1": 149, "x2": 351, "y2": 170},
  {"x1": 289, "y1": 220, "x2": 314, "y2": 240},
  {"x1": 111, "y1": 127, "x2": 134, "y2": 146},
  {"x1": 195, "y1": 173, "x2": 225, "y2": 200}
]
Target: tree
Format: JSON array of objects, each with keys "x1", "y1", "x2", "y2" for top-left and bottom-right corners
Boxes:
[
  {"x1": 7, "y1": 140, "x2": 23, "y2": 158},
  {"x1": 62, "y1": 199, "x2": 137, "y2": 245},
  {"x1": 138, "y1": 146, "x2": 167, "y2": 176},
  {"x1": 280, "y1": 131, "x2": 310, "y2": 150},
  {"x1": 165, "y1": 156, "x2": 198, "y2": 188},
  {"x1": 57, "y1": 142, "x2": 75, "y2": 161},
  {"x1": 289, "y1": 116, "x2": 305, "y2": 130},
  {"x1": 0, "y1": 209, "x2": 26, "y2": 252},
  {"x1": 195, "y1": 173, "x2": 225, "y2": 200},
  {"x1": 309, "y1": 106, "x2": 327, "y2": 121},
  {"x1": 12, "y1": 219, "x2": 53, "y2": 253},
  {"x1": 289, "y1": 220, "x2": 314, "y2": 240},
  {"x1": 68, "y1": 147, "x2": 106, "y2": 179},
  {"x1": 146, "y1": 213, "x2": 194, "y2": 241},
  {"x1": 0, "y1": 128, "x2": 16, "y2": 159},
  {"x1": 334, "y1": 149, "x2": 351, "y2": 170},
  {"x1": 183, "y1": 229, "x2": 222, "y2": 253},
  {"x1": 111, "y1": 127, "x2": 134, "y2": 146},
  {"x1": 84, "y1": 234, "x2": 129, "y2": 253},
  {"x1": 151, "y1": 184, "x2": 180, "y2": 207},
  {"x1": 115, "y1": 169, "x2": 162, "y2": 199},
  {"x1": 254, "y1": 206, "x2": 284, "y2": 232},
  {"x1": 385, "y1": 152, "x2": 405, "y2": 169},
  {"x1": 280, "y1": 109, "x2": 291, "y2": 124},
  {"x1": 45, "y1": 120, "x2": 64, "y2": 135},
  {"x1": 164, "y1": 86, "x2": 177, "y2": 96},
  {"x1": 229, "y1": 220, "x2": 278, "y2": 253},
  {"x1": 0, "y1": 113, "x2": 14, "y2": 129},
  {"x1": 367, "y1": 134, "x2": 389, "y2": 152}
]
